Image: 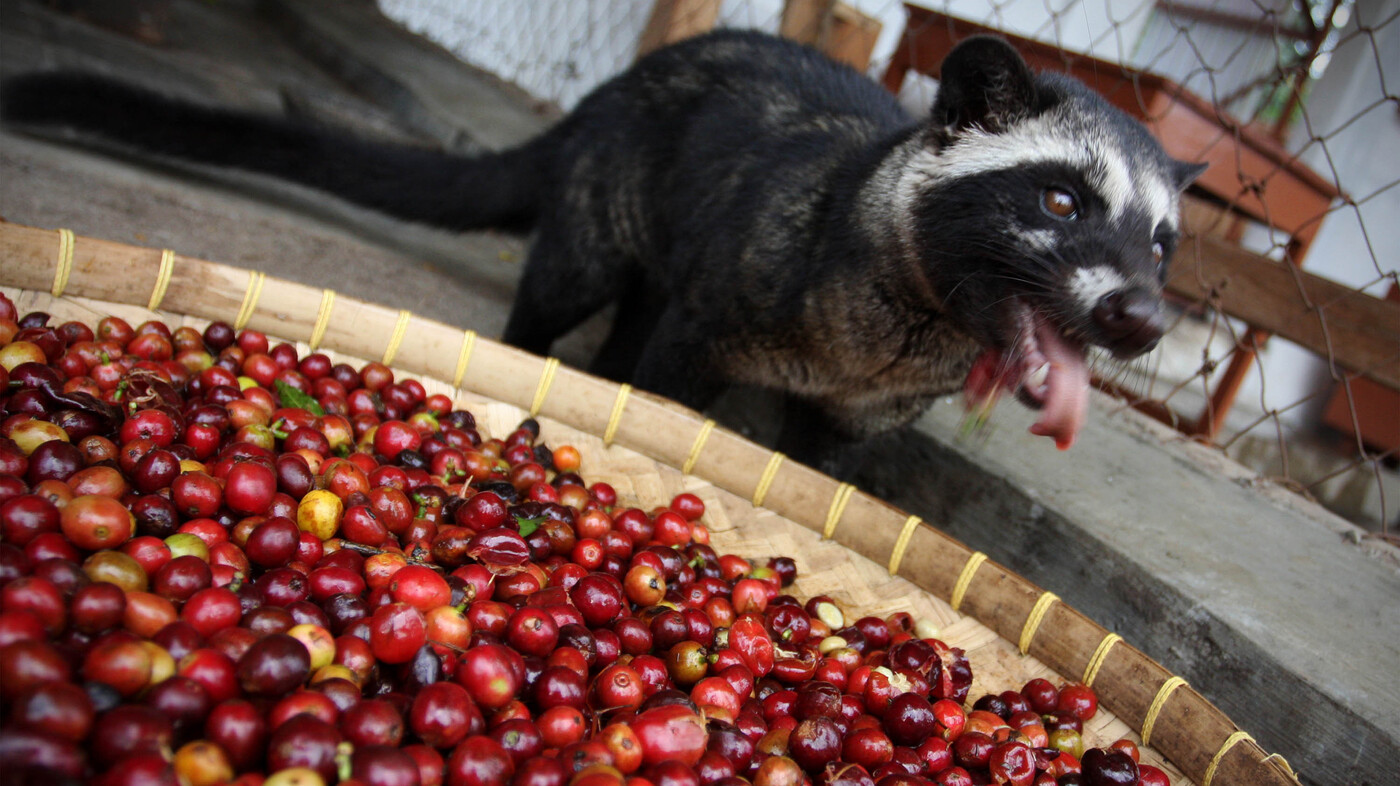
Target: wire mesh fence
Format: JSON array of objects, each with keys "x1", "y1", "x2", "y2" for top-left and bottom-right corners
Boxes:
[{"x1": 378, "y1": 0, "x2": 1400, "y2": 537}]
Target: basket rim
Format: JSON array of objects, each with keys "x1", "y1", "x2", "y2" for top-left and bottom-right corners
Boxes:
[{"x1": 0, "y1": 220, "x2": 1299, "y2": 786}]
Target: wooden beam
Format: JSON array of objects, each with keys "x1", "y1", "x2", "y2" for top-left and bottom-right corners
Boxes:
[
  {"x1": 1321, "y1": 281, "x2": 1400, "y2": 452},
  {"x1": 637, "y1": 0, "x2": 721, "y2": 58},
  {"x1": 825, "y1": 4, "x2": 882, "y2": 71},
  {"x1": 780, "y1": 0, "x2": 882, "y2": 71},
  {"x1": 780, "y1": 0, "x2": 836, "y2": 45},
  {"x1": 1166, "y1": 235, "x2": 1400, "y2": 391},
  {"x1": 1155, "y1": 1, "x2": 1311, "y2": 40}
]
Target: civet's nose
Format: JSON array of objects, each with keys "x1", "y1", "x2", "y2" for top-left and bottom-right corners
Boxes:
[{"x1": 1093, "y1": 288, "x2": 1165, "y2": 358}]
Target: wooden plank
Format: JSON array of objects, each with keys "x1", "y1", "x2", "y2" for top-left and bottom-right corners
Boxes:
[
  {"x1": 825, "y1": 3, "x2": 882, "y2": 71},
  {"x1": 1144, "y1": 95, "x2": 1337, "y2": 234},
  {"x1": 1323, "y1": 373, "x2": 1400, "y2": 451},
  {"x1": 780, "y1": 0, "x2": 836, "y2": 44},
  {"x1": 1166, "y1": 236, "x2": 1400, "y2": 390},
  {"x1": 637, "y1": 0, "x2": 721, "y2": 57},
  {"x1": 1321, "y1": 284, "x2": 1400, "y2": 451},
  {"x1": 781, "y1": 0, "x2": 881, "y2": 71}
]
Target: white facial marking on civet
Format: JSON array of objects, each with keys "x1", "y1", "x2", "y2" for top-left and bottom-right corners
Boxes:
[
  {"x1": 1087, "y1": 144, "x2": 1177, "y2": 233},
  {"x1": 1069, "y1": 266, "x2": 1126, "y2": 312},
  {"x1": 1093, "y1": 145, "x2": 1136, "y2": 222},
  {"x1": 927, "y1": 114, "x2": 1090, "y2": 182},
  {"x1": 900, "y1": 112, "x2": 1179, "y2": 231},
  {"x1": 1146, "y1": 177, "x2": 1179, "y2": 231},
  {"x1": 894, "y1": 144, "x2": 943, "y2": 216},
  {"x1": 1018, "y1": 228, "x2": 1057, "y2": 252}
]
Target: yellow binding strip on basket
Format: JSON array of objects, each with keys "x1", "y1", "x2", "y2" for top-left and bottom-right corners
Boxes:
[
  {"x1": 1202, "y1": 730, "x2": 1256, "y2": 786},
  {"x1": 382, "y1": 310, "x2": 412, "y2": 366},
  {"x1": 950, "y1": 551, "x2": 988, "y2": 612},
  {"x1": 530, "y1": 357, "x2": 560, "y2": 417},
  {"x1": 147, "y1": 249, "x2": 176, "y2": 311},
  {"x1": 1018, "y1": 591, "x2": 1059, "y2": 655},
  {"x1": 1262, "y1": 753, "x2": 1297, "y2": 781},
  {"x1": 51, "y1": 228, "x2": 75, "y2": 297},
  {"x1": 1083, "y1": 632, "x2": 1122, "y2": 686},
  {"x1": 752, "y1": 452, "x2": 785, "y2": 507},
  {"x1": 234, "y1": 271, "x2": 266, "y2": 330},
  {"x1": 1140, "y1": 675, "x2": 1188, "y2": 747},
  {"x1": 452, "y1": 329, "x2": 477, "y2": 388},
  {"x1": 887, "y1": 514, "x2": 922, "y2": 575},
  {"x1": 682, "y1": 419, "x2": 715, "y2": 475},
  {"x1": 822, "y1": 482, "x2": 855, "y2": 539},
  {"x1": 603, "y1": 384, "x2": 632, "y2": 447},
  {"x1": 308, "y1": 289, "x2": 336, "y2": 350}
]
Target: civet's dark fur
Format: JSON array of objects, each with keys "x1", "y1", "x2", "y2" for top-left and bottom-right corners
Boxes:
[{"x1": 1, "y1": 31, "x2": 1204, "y2": 475}]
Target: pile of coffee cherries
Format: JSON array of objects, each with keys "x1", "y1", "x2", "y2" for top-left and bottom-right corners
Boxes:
[{"x1": 0, "y1": 292, "x2": 1169, "y2": 786}]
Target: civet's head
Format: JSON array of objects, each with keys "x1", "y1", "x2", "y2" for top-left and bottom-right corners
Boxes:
[{"x1": 899, "y1": 37, "x2": 1207, "y2": 449}]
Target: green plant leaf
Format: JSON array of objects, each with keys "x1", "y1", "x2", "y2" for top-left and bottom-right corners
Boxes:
[
  {"x1": 275, "y1": 379, "x2": 325, "y2": 416},
  {"x1": 516, "y1": 513, "x2": 546, "y2": 538}
]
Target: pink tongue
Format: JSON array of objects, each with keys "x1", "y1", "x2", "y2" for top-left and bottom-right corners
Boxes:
[{"x1": 1026, "y1": 319, "x2": 1089, "y2": 450}]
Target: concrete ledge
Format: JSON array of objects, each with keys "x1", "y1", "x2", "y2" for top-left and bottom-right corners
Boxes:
[{"x1": 262, "y1": 0, "x2": 554, "y2": 151}]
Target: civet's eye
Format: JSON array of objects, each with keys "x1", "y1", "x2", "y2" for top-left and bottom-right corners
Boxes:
[
  {"x1": 1041, "y1": 188, "x2": 1079, "y2": 220},
  {"x1": 1152, "y1": 242, "x2": 1165, "y2": 266}
]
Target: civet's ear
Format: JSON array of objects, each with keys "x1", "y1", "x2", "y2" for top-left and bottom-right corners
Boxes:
[
  {"x1": 930, "y1": 36, "x2": 1038, "y2": 134},
  {"x1": 1172, "y1": 159, "x2": 1210, "y2": 191}
]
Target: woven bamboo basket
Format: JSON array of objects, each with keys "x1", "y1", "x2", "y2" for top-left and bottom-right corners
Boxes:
[{"x1": 0, "y1": 220, "x2": 1299, "y2": 786}]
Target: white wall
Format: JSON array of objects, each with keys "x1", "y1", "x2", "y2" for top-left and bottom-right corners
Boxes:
[
  {"x1": 1290, "y1": 0, "x2": 1399, "y2": 298},
  {"x1": 376, "y1": 1, "x2": 1156, "y2": 110},
  {"x1": 377, "y1": 0, "x2": 648, "y2": 110}
]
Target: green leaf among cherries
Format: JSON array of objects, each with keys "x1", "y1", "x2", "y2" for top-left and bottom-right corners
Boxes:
[
  {"x1": 275, "y1": 379, "x2": 325, "y2": 416},
  {"x1": 515, "y1": 512, "x2": 546, "y2": 537}
]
